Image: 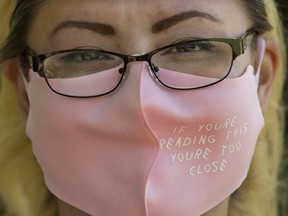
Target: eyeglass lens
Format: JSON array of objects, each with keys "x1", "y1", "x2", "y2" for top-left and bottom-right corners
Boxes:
[{"x1": 42, "y1": 40, "x2": 234, "y2": 97}]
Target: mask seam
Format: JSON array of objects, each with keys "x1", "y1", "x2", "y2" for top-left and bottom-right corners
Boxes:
[{"x1": 136, "y1": 62, "x2": 160, "y2": 216}]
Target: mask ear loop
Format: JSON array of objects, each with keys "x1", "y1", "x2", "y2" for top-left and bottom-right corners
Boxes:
[{"x1": 254, "y1": 37, "x2": 266, "y2": 85}]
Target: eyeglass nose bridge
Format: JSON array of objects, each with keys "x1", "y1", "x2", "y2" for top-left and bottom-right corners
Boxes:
[
  {"x1": 127, "y1": 54, "x2": 148, "y2": 63},
  {"x1": 120, "y1": 54, "x2": 159, "y2": 77},
  {"x1": 131, "y1": 54, "x2": 160, "y2": 71},
  {"x1": 119, "y1": 54, "x2": 148, "y2": 75}
]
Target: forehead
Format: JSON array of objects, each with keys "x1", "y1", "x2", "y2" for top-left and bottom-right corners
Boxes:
[
  {"x1": 36, "y1": 0, "x2": 250, "y2": 27},
  {"x1": 28, "y1": 0, "x2": 252, "y2": 52}
]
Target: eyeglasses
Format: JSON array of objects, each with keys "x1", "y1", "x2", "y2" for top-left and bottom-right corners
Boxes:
[{"x1": 27, "y1": 30, "x2": 257, "y2": 98}]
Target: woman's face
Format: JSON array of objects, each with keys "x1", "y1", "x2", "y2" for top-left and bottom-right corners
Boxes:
[{"x1": 24, "y1": 0, "x2": 258, "y2": 215}]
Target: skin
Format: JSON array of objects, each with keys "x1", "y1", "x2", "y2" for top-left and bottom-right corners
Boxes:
[{"x1": 3, "y1": 0, "x2": 281, "y2": 215}]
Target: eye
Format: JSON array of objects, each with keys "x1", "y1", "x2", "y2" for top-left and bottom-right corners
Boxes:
[
  {"x1": 171, "y1": 41, "x2": 216, "y2": 54},
  {"x1": 175, "y1": 43, "x2": 200, "y2": 53},
  {"x1": 60, "y1": 50, "x2": 113, "y2": 63}
]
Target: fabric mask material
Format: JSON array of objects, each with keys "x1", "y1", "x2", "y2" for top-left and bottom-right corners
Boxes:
[{"x1": 25, "y1": 41, "x2": 265, "y2": 216}]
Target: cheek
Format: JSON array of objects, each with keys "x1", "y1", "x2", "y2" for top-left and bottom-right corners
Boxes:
[{"x1": 229, "y1": 48, "x2": 255, "y2": 78}]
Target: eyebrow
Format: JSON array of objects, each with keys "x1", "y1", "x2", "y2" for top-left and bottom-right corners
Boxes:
[
  {"x1": 49, "y1": 20, "x2": 115, "y2": 38},
  {"x1": 49, "y1": 10, "x2": 221, "y2": 39},
  {"x1": 152, "y1": 10, "x2": 222, "y2": 33}
]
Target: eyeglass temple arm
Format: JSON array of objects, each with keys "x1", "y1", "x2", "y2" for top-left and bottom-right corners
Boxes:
[
  {"x1": 231, "y1": 30, "x2": 258, "y2": 59},
  {"x1": 26, "y1": 51, "x2": 46, "y2": 77}
]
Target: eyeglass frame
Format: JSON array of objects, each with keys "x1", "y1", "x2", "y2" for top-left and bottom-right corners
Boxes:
[{"x1": 26, "y1": 29, "x2": 258, "y2": 98}]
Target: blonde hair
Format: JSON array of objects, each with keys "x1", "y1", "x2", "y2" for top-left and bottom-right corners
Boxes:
[
  {"x1": 0, "y1": 1, "x2": 57, "y2": 216},
  {"x1": 229, "y1": 1, "x2": 287, "y2": 215},
  {"x1": 0, "y1": 0, "x2": 286, "y2": 216}
]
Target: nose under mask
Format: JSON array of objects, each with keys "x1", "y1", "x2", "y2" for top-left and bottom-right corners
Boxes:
[{"x1": 25, "y1": 42, "x2": 265, "y2": 216}]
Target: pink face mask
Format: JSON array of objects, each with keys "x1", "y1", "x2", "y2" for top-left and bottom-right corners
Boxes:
[{"x1": 25, "y1": 40, "x2": 265, "y2": 216}]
